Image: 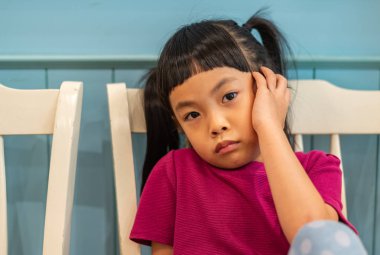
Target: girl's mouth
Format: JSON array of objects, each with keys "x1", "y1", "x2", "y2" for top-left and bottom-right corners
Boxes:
[{"x1": 215, "y1": 141, "x2": 240, "y2": 154}]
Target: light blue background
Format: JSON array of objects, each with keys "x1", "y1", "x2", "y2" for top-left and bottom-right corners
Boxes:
[
  {"x1": 0, "y1": 1, "x2": 380, "y2": 254},
  {"x1": 1, "y1": 0, "x2": 380, "y2": 57}
]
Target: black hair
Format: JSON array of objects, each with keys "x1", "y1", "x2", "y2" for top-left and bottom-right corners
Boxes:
[{"x1": 141, "y1": 9, "x2": 293, "y2": 193}]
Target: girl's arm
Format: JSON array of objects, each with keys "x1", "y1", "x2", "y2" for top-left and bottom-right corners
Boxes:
[
  {"x1": 251, "y1": 67, "x2": 338, "y2": 244},
  {"x1": 152, "y1": 242, "x2": 173, "y2": 255}
]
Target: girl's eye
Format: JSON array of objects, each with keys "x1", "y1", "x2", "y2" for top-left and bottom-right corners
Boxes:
[
  {"x1": 222, "y1": 92, "x2": 238, "y2": 103},
  {"x1": 184, "y1": 111, "x2": 200, "y2": 121}
]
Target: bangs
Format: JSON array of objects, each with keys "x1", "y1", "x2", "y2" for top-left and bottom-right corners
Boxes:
[{"x1": 156, "y1": 21, "x2": 253, "y2": 97}]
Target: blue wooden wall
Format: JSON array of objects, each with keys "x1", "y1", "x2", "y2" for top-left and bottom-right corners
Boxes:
[{"x1": 0, "y1": 1, "x2": 380, "y2": 254}]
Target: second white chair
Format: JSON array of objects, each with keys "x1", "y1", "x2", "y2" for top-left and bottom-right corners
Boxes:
[{"x1": 0, "y1": 81, "x2": 83, "y2": 255}]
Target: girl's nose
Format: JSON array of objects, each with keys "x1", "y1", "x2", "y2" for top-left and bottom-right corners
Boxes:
[
  {"x1": 209, "y1": 114, "x2": 229, "y2": 137},
  {"x1": 211, "y1": 126, "x2": 228, "y2": 136}
]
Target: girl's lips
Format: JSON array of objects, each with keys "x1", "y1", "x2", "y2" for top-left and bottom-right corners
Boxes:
[{"x1": 215, "y1": 141, "x2": 239, "y2": 154}]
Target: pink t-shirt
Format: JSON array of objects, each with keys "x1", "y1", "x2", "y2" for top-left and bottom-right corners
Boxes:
[{"x1": 130, "y1": 148, "x2": 357, "y2": 254}]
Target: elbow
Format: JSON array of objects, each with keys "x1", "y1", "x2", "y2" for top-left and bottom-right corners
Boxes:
[
  {"x1": 287, "y1": 206, "x2": 339, "y2": 244},
  {"x1": 286, "y1": 217, "x2": 321, "y2": 244}
]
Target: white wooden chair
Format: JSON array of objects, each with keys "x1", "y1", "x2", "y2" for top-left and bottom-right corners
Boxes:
[
  {"x1": 289, "y1": 79, "x2": 380, "y2": 218},
  {"x1": 0, "y1": 82, "x2": 83, "y2": 255},
  {"x1": 107, "y1": 83, "x2": 143, "y2": 255},
  {"x1": 107, "y1": 80, "x2": 380, "y2": 253}
]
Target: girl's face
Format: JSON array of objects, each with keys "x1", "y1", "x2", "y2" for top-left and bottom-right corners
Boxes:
[{"x1": 169, "y1": 67, "x2": 261, "y2": 169}]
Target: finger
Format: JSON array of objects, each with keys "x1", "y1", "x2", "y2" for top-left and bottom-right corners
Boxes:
[
  {"x1": 276, "y1": 74, "x2": 288, "y2": 91},
  {"x1": 251, "y1": 72, "x2": 268, "y2": 91},
  {"x1": 260, "y1": 66, "x2": 277, "y2": 91}
]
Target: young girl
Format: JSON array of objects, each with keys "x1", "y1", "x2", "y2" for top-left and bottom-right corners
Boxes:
[{"x1": 130, "y1": 11, "x2": 367, "y2": 255}]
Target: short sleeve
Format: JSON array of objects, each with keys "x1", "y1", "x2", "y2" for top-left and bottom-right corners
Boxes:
[
  {"x1": 129, "y1": 151, "x2": 176, "y2": 246},
  {"x1": 302, "y1": 150, "x2": 358, "y2": 234}
]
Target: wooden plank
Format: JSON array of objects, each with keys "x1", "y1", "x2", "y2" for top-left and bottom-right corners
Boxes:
[
  {"x1": 107, "y1": 83, "x2": 141, "y2": 255},
  {"x1": 0, "y1": 136, "x2": 7, "y2": 255},
  {"x1": 114, "y1": 69, "x2": 149, "y2": 190},
  {"x1": 374, "y1": 69, "x2": 380, "y2": 255},
  {"x1": 289, "y1": 80, "x2": 380, "y2": 134},
  {"x1": 42, "y1": 82, "x2": 83, "y2": 255},
  {"x1": 0, "y1": 70, "x2": 48, "y2": 254},
  {"x1": 375, "y1": 135, "x2": 380, "y2": 255},
  {"x1": 294, "y1": 134, "x2": 304, "y2": 152},
  {"x1": 47, "y1": 69, "x2": 116, "y2": 255},
  {"x1": 288, "y1": 68, "x2": 314, "y2": 152},
  {"x1": 314, "y1": 69, "x2": 380, "y2": 255},
  {"x1": 0, "y1": 84, "x2": 58, "y2": 135}
]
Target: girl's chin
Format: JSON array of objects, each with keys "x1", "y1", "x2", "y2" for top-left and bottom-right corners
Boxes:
[{"x1": 208, "y1": 158, "x2": 253, "y2": 170}]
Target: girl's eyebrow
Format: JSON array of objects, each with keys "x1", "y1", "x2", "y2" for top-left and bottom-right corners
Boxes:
[
  {"x1": 174, "y1": 76, "x2": 237, "y2": 112},
  {"x1": 175, "y1": 100, "x2": 197, "y2": 112}
]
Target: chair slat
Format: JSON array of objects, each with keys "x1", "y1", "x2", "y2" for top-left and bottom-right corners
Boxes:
[
  {"x1": 290, "y1": 80, "x2": 380, "y2": 134},
  {"x1": 0, "y1": 82, "x2": 82, "y2": 255},
  {"x1": 42, "y1": 82, "x2": 83, "y2": 255},
  {"x1": 0, "y1": 136, "x2": 7, "y2": 255},
  {"x1": 290, "y1": 80, "x2": 380, "y2": 219},
  {"x1": 127, "y1": 89, "x2": 146, "y2": 133},
  {"x1": 0, "y1": 84, "x2": 59, "y2": 135},
  {"x1": 294, "y1": 134, "x2": 304, "y2": 152},
  {"x1": 107, "y1": 84, "x2": 141, "y2": 255}
]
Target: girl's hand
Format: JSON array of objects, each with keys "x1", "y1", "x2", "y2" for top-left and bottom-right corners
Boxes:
[{"x1": 251, "y1": 66, "x2": 290, "y2": 134}]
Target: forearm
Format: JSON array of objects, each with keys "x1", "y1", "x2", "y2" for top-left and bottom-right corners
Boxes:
[
  {"x1": 152, "y1": 242, "x2": 173, "y2": 255},
  {"x1": 257, "y1": 126, "x2": 333, "y2": 243}
]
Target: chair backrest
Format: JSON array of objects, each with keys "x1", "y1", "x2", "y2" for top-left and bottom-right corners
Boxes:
[
  {"x1": 107, "y1": 80, "x2": 380, "y2": 253},
  {"x1": 289, "y1": 79, "x2": 380, "y2": 217},
  {"x1": 0, "y1": 82, "x2": 83, "y2": 255},
  {"x1": 107, "y1": 84, "x2": 143, "y2": 255}
]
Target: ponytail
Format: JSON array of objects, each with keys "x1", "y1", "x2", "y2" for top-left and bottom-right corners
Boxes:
[
  {"x1": 141, "y1": 68, "x2": 179, "y2": 193},
  {"x1": 242, "y1": 9, "x2": 295, "y2": 146},
  {"x1": 242, "y1": 9, "x2": 291, "y2": 75}
]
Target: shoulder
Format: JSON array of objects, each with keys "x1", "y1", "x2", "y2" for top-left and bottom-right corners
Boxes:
[
  {"x1": 154, "y1": 148, "x2": 199, "y2": 170},
  {"x1": 295, "y1": 150, "x2": 341, "y2": 174},
  {"x1": 148, "y1": 148, "x2": 200, "y2": 186}
]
